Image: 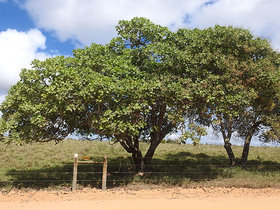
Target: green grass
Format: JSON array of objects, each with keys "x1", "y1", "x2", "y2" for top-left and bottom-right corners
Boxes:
[{"x1": 0, "y1": 139, "x2": 279, "y2": 189}]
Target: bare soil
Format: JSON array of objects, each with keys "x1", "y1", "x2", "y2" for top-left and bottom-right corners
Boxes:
[{"x1": 1, "y1": 186, "x2": 280, "y2": 210}]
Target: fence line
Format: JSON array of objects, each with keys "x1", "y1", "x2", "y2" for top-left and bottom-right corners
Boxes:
[
  {"x1": 5, "y1": 167, "x2": 279, "y2": 175},
  {"x1": 1, "y1": 154, "x2": 279, "y2": 189},
  {"x1": 1, "y1": 176, "x2": 274, "y2": 184},
  {"x1": 7, "y1": 163, "x2": 279, "y2": 167},
  {"x1": 1, "y1": 169, "x2": 278, "y2": 179}
]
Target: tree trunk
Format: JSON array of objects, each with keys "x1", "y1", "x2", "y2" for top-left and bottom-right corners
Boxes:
[
  {"x1": 241, "y1": 136, "x2": 251, "y2": 165},
  {"x1": 118, "y1": 133, "x2": 165, "y2": 172},
  {"x1": 132, "y1": 151, "x2": 144, "y2": 172},
  {"x1": 132, "y1": 140, "x2": 162, "y2": 173},
  {"x1": 224, "y1": 141, "x2": 236, "y2": 166},
  {"x1": 144, "y1": 142, "x2": 158, "y2": 166},
  {"x1": 116, "y1": 135, "x2": 145, "y2": 172},
  {"x1": 240, "y1": 121, "x2": 261, "y2": 165},
  {"x1": 117, "y1": 103, "x2": 172, "y2": 173},
  {"x1": 220, "y1": 120, "x2": 236, "y2": 166},
  {"x1": 219, "y1": 120, "x2": 236, "y2": 166}
]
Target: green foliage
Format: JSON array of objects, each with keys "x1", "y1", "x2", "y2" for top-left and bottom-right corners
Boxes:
[
  {"x1": 180, "y1": 123, "x2": 207, "y2": 146},
  {"x1": 0, "y1": 118, "x2": 6, "y2": 142},
  {"x1": 0, "y1": 18, "x2": 192, "y2": 168},
  {"x1": 1, "y1": 56, "x2": 79, "y2": 142},
  {"x1": 1, "y1": 17, "x2": 280, "y2": 167},
  {"x1": 174, "y1": 25, "x2": 280, "y2": 152}
]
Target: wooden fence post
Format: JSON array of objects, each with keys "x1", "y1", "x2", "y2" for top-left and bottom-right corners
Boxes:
[
  {"x1": 102, "y1": 155, "x2": 108, "y2": 191},
  {"x1": 72, "y1": 153, "x2": 78, "y2": 191}
]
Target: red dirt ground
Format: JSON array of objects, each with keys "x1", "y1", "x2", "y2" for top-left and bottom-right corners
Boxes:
[{"x1": 1, "y1": 186, "x2": 280, "y2": 210}]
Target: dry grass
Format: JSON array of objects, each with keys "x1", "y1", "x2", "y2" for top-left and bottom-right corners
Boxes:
[{"x1": 0, "y1": 139, "x2": 279, "y2": 189}]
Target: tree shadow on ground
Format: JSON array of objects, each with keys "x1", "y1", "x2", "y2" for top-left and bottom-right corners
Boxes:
[{"x1": 3, "y1": 151, "x2": 280, "y2": 189}]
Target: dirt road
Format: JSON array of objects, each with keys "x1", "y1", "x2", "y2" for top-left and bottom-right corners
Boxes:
[{"x1": 1, "y1": 187, "x2": 280, "y2": 210}]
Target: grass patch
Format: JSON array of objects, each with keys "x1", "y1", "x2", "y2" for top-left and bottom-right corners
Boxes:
[{"x1": 0, "y1": 140, "x2": 279, "y2": 189}]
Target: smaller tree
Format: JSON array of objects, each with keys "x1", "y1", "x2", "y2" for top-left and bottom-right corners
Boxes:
[{"x1": 174, "y1": 25, "x2": 280, "y2": 165}]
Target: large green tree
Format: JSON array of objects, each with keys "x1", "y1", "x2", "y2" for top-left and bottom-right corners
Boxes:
[
  {"x1": 174, "y1": 25, "x2": 280, "y2": 165},
  {"x1": 1, "y1": 18, "x2": 280, "y2": 170},
  {"x1": 0, "y1": 18, "x2": 192, "y2": 171}
]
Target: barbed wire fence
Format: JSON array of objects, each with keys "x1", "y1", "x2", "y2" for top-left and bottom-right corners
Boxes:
[{"x1": 1, "y1": 155, "x2": 280, "y2": 190}]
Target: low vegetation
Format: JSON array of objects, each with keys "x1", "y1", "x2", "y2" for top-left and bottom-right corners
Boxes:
[{"x1": 0, "y1": 140, "x2": 279, "y2": 189}]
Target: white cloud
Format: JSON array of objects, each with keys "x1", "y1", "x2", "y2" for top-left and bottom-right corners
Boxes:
[
  {"x1": 21, "y1": 0, "x2": 280, "y2": 50},
  {"x1": 0, "y1": 28, "x2": 49, "y2": 92},
  {"x1": 189, "y1": 0, "x2": 280, "y2": 49},
  {"x1": 22, "y1": 0, "x2": 208, "y2": 45}
]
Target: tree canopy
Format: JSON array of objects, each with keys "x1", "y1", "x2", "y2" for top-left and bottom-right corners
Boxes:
[
  {"x1": 1, "y1": 17, "x2": 280, "y2": 169},
  {"x1": 174, "y1": 25, "x2": 280, "y2": 165},
  {"x1": 0, "y1": 18, "x2": 193, "y2": 171}
]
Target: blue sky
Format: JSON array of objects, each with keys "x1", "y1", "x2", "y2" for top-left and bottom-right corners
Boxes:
[
  {"x1": 1, "y1": 0, "x2": 280, "y2": 146},
  {"x1": 0, "y1": 0, "x2": 75, "y2": 54}
]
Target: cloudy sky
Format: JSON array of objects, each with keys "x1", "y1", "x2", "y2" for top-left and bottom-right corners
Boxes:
[{"x1": 1, "y1": 0, "x2": 280, "y2": 145}]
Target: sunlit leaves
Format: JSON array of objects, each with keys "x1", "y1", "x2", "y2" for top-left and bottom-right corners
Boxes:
[
  {"x1": 1, "y1": 17, "x2": 280, "y2": 152},
  {"x1": 175, "y1": 25, "x2": 280, "y2": 147}
]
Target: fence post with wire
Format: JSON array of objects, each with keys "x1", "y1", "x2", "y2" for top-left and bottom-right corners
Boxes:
[{"x1": 72, "y1": 154, "x2": 108, "y2": 191}]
